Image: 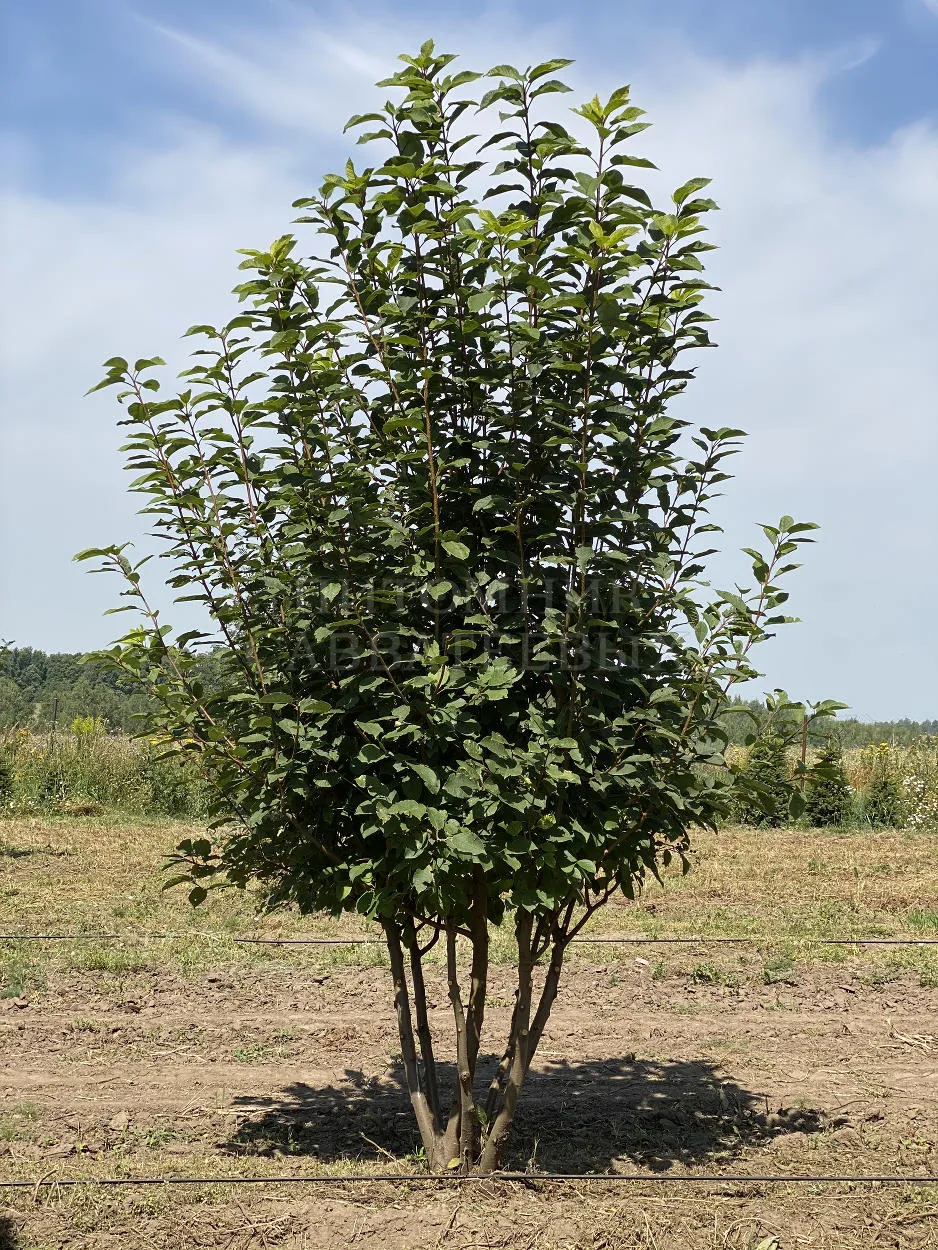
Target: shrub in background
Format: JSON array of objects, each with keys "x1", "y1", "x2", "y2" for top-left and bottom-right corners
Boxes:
[
  {"x1": 897, "y1": 736, "x2": 938, "y2": 832},
  {"x1": 0, "y1": 730, "x2": 206, "y2": 817},
  {"x1": 733, "y1": 733, "x2": 792, "y2": 827},
  {"x1": 860, "y1": 743, "x2": 902, "y2": 828},
  {"x1": 0, "y1": 748, "x2": 12, "y2": 805},
  {"x1": 804, "y1": 736, "x2": 853, "y2": 827},
  {"x1": 141, "y1": 746, "x2": 210, "y2": 817}
]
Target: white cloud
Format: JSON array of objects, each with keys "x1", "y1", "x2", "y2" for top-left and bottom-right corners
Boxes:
[
  {"x1": 149, "y1": 9, "x2": 568, "y2": 136},
  {"x1": 1, "y1": 13, "x2": 936, "y2": 719}
]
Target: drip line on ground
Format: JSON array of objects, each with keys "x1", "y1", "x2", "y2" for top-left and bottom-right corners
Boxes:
[{"x1": 0, "y1": 1171, "x2": 934, "y2": 1190}]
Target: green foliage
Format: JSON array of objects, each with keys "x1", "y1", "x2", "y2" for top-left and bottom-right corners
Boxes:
[
  {"x1": 0, "y1": 646, "x2": 154, "y2": 733},
  {"x1": 834, "y1": 718, "x2": 938, "y2": 748},
  {"x1": 0, "y1": 951, "x2": 41, "y2": 1000},
  {"x1": 0, "y1": 676, "x2": 32, "y2": 729},
  {"x1": 0, "y1": 730, "x2": 207, "y2": 816},
  {"x1": 0, "y1": 748, "x2": 12, "y2": 803},
  {"x1": 733, "y1": 733, "x2": 792, "y2": 827},
  {"x1": 862, "y1": 746, "x2": 903, "y2": 828},
  {"x1": 720, "y1": 697, "x2": 937, "y2": 749},
  {"x1": 804, "y1": 737, "x2": 852, "y2": 828},
  {"x1": 897, "y1": 737, "x2": 938, "y2": 832},
  {"x1": 80, "y1": 45, "x2": 838, "y2": 1171}
]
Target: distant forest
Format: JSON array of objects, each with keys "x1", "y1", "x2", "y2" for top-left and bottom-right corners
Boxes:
[
  {"x1": 0, "y1": 646, "x2": 225, "y2": 735},
  {"x1": 0, "y1": 646, "x2": 935, "y2": 747}
]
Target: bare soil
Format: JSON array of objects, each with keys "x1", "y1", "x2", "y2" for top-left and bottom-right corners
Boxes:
[
  {"x1": 1, "y1": 817, "x2": 936, "y2": 1247},
  {"x1": 1, "y1": 955, "x2": 936, "y2": 1248}
]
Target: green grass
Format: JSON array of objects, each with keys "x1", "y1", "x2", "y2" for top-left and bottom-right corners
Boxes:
[
  {"x1": 230, "y1": 1031, "x2": 302, "y2": 1064},
  {"x1": 0, "y1": 948, "x2": 44, "y2": 998},
  {"x1": 906, "y1": 907, "x2": 938, "y2": 934},
  {"x1": 1, "y1": 815, "x2": 936, "y2": 994},
  {"x1": 64, "y1": 944, "x2": 156, "y2": 975},
  {"x1": 0, "y1": 1101, "x2": 42, "y2": 1142}
]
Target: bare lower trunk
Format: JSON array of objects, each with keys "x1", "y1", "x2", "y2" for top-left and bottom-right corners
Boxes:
[
  {"x1": 382, "y1": 920, "x2": 441, "y2": 1161},
  {"x1": 446, "y1": 925, "x2": 477, "y2": 1168},
  {"x1": 478, "y1": 909, "x2": 534, "y2": 1173},
  {"x1": 383, "y1": 893, "x2": 581, "y2": 1175},
  {"x1": 404, "y1": 918, "x2": 442, "y2": 1133},
  {"x1": 478, "y1": 928, "x2": 567, "y2": 1172}
]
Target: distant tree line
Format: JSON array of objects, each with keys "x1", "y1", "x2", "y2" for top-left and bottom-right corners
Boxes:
[
  {"x1": 720, "y1": 695, "x2": 937, "y2": 749},
  {"x1": 0, "y1": 645, "x2": 226, "y2": 734},
  {"x1": 1, "y1": 648, "x2": 934, "y2": 745}
]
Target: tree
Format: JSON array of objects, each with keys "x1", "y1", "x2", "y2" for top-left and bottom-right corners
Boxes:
[
  {"x1": 733, "y1": 733, "x2": 792, "y2": 827},
  {"x1": 79, "y1": 44, "x2": 840, "y2": 1173},
  {"x1": 804, "y1": 736, "x2": 852, "y2": 827},
  {"x1": 0, "y1": 676, "x2": 32, "y2": 731}
]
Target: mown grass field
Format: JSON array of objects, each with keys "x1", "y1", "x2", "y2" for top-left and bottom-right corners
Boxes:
[{"x1": 1, "y1": 815, "x2": 936, "y2": 1249}]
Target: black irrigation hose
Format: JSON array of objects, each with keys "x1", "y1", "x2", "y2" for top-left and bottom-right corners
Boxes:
[
  {"x1": 0, "y1": 933, "x2": 936, "y2": 946},
  {"x1": 0, "y1": 1172, "x2": 935, "y2": 1190},
  {"x1": 0, "y1": 933, "x2": 382, "y2": 945},
  {"x1": 573, "y1": 936, "x2": 938, "y2": 946}
]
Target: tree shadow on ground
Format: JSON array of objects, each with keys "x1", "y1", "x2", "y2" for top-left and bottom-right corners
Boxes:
[
  {"x1": 0, "y1": 1215, "x2": 20, "y2": 1250},
  {"x1": 224, "y1": 1055, "x2": 832, "y2": 1172}
]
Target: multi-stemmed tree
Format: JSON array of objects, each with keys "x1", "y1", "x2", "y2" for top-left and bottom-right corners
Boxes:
[{"x1": 81, "y1": 43, "x2": 839, "y2": 1173}]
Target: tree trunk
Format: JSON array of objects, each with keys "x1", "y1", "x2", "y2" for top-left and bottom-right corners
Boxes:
[
  {"x1": 384, "y1": 903, "x2": 570, "y2": 1175},
  {"x1": 445, "y1": 926, "x2": 474, "y2": 1168},
  {"x1": 404, "y1": 918, "x2": 442, "y2": 1133},
  {"x1": 382, "y1": 920, "x2": 442, "y2": 1164},
  {"x1": 478, "y1": 909, "x2": 534, "y2": 1173}
]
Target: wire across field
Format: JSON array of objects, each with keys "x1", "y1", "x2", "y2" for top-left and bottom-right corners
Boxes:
[
  {"x1": 1, "y1": 1171, "x2": 933, "y2": 1189},
  {"x1": 2, "y1": 930, "x2": 937, "y2": 945},
  {"x1": 1, "y1": 816, "x2": 936, "y2": 1248}
]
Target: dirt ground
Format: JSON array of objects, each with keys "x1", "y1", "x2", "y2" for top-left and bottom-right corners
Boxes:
[{"x1": 0, "y1": 817, "x2": 936, "y2": 1248}]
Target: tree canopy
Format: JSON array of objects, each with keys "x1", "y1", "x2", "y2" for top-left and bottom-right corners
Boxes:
[{"x1": 81, "y1": 43, "x2": 840, "y2": 1171}]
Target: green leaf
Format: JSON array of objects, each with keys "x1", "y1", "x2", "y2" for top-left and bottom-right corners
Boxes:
[
  {"x1": 672, "y1": 176, "x2": 711, "y2": 206},
  {"x1": 529, "y1": 58, "x2": 574, "y2": 82},
  {"x1": 442, "y1": 540, "x2": 470, "y2": 561},
  {"x1": 467, "y1": 291, "x2": 493, "y2": 313},
  {"x1": 448, "y1": 828, "x2": 485, "y2": 858},
  {"x1": 409, "y1": 763, "x2": 441, "y2": 794}
]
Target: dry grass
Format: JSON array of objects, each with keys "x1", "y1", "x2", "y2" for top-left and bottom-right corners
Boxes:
[
  {"x1": 1, "y1": 815, "x2": 936, "y2": 1248},
  {"x1": 2, "y1": 815, "x2": 937, "y2": 990},
  {"x1": 3, "y1": 1178, "x2": 937, "y2": 1250}
]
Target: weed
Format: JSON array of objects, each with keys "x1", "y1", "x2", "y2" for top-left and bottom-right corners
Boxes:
[
  {"x1": 70, "y1": 1017, "x2": 100, "y2": 1033},
  {"x1": 0, "y1": 1102, "x2": 41, "y2": 1142},
  {"x1": 140, "y1": 1126, "x2": 180, "y2": 1149},
  {"x1": 762, "y1": 955, "x2": 795, "y2": 985},
  {"x1": 691, "y1": 962, "x2": 723, "y2": 984},
  {"x1": 906, "y1": 908, "x2": 938, "y2": 934},
  {"x1": 232, "y1": 1037, "x2": 299, "y2": 1064},
  {"x1": 0, "y1": 729, "x2": 208, "y2": 817},
  {"x1": 66, "y1": 945, "x2": 153, "y2": 975},
  {"x1": 0, "y1": 950, "x2": 41, "y2": 998}
]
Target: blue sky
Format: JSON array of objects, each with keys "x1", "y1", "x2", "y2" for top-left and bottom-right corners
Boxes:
[
  {"x1": 4, "y1": 0, "x2": 937, "y2": 183},
  {"x1": 1, "y1": 0, "x2": 937, "y2": 718}
]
